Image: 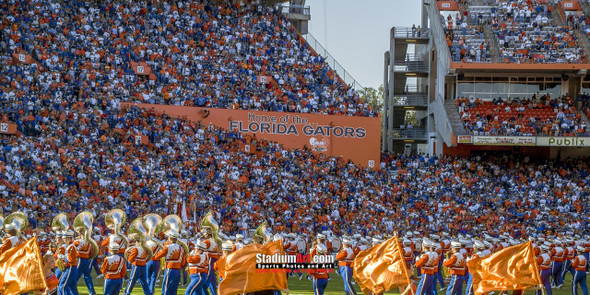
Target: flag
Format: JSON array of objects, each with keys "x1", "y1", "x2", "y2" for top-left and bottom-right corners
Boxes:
[
  {"x1": 467, "y1": 241, "x2": 542, "y2": 294},
  {"x1": 217, "y1": 240, "x2": 288, "y2": 295},
  {"x1": 0, "y1": 237, "x2": 47, "y2": 295},
  {"x1": 181, "y1": 200, "x2": 188, "y2": 223},
  {"x1": 353, "y1": 236, "x2": 410, "y2": 294}
]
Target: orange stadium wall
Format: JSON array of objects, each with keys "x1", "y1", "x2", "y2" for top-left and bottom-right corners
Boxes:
[{"x1": 122, "y1": 103, "x2": 382, "y2": 169}]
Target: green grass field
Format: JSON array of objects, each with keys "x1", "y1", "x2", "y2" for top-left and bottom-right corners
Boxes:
[{"x1": 75, "y1": 272, "x2": 580, "y2": 295}]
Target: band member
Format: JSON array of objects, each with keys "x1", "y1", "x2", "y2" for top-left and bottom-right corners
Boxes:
[
  {"x1": 552, "y1": 240, "x2": 565, "y2": 288},
  {"x1": 572, "y1": 246, "x2": 588, "y2": 295},
  {"x1": 466, "y1": 241, "x2": 489, "y2": 295},
  {"x1": 336, "y1": 237, "x2": 357, "y2": 295},
  {"x1": 146, "y1": 235, "x2": 162, "y2": 295},
  {"x1": 443, "y1": 241, "x2": 466, "y2": 295},
  {"x1": 124, "y1": 234, "x2": 151, "y2": 295},
  {"x1": 55, "y1": 232, "x2": 66, "y2": 279},
  {"x1": 536, "y1": 244, "x2": 552, "y2": 295},
  {"x1": 310, "y1": 244, "x2": 330, "y2": 295},
  {"x1": 74, "y1": 228, "x2": 97, "y2": 295},
  {"x1": 185, "y1": 241, "x2": 209, "y2": 295},
  {"x1": 234, "y1": 234, "x2": 245, "y2": 250},
  {"x1": 58, "y1": 230, "x2": 79, "y2": 295},
  {"x1": 402, "y1": 239, "x2": 416, "y2": 271},
  {"x1": 154, "y1": 229, "x2": 186, "y2": 295},
  {"x1": 0, "y1": 223, "x2": 23, "y2": 254},
  {"x1": 43, "y1": 253, "x2": 59, "y2": 295},
  {"x1": 416, "y1": 239, "x2": 437, "y2": 295},
  {"x1": 101, "y1": 241, "x2": 127, "y2": 295},
  {"x1": 201, "y1": 227, "x2": 220, "y2": 295}
]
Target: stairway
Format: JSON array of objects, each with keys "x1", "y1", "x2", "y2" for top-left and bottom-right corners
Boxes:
[
  {"x1": 444, "y1": 99, "x2": 469, "y2": 135},
  {"x1": 483, "y1": 24, "x2": 501, "y2": 62}
]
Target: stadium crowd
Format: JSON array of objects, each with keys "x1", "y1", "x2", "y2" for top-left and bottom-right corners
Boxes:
[
  {"x1": 1, "y1": 84, "x2": 590, "y2": 239},
  {"x1": 457, "y1": 95, "x2": 589, "y2": 136},
  {"x1": 0, "y1": 0, "x2": 375, "y2": 116},
  {"x1": 443, "y1": 0, "x2": 585, "y2": 63}
]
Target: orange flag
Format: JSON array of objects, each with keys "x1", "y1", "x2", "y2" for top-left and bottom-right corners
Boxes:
[
  {"x1": 467, "y1": 241, "x2": 541, "y2": 294},
  {"x1": 0, "y1": 237, "x2": 47, "y2": 295},
  {"x1": 353, "y1": 236, "x2": 410, "y2": 294},
  {"x1": 217, "y1": 240, "x2": 288, "y2": 295}
]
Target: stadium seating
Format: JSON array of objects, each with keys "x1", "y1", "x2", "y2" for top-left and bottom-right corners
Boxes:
[
  {"x1": 0, "y1": 0, "x2": 375, "y2": 117},
  {"x1": 443, "y1": 0, "x2": 585, "y2": 63},
  {"x1": 456, "y1": 96, "x2": 588, "y2": 136}
]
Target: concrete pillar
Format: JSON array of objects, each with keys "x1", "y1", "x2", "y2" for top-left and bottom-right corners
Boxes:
[{"x1": 382, "y1": 51, "x2": 389, "y2": 151}]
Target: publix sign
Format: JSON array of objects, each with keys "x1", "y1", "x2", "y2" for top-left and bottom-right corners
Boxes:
[{"x1": 537, "y1": 137, "x2": 590, "y2": 147}]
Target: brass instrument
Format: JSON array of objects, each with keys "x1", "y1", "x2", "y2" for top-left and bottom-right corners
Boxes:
[
  {"x1": 125, "y1": 217, "x2": 153, "y2": 261},
  {"x1": 51, "y1": 213, "x2": 69, "y2": 271},
  {"x1": 201, "y1": 211, "x2": 222, "y2": 249},
  {"x1": 163, "y1": 214, "x2": 189, "y2": 255},
  {"x1": 143, "y1": 213, "x2": 164, "y2": 250},
  {"x1": 4, "y1": 211, "x2": 29, "y2": 236},
  {"x1": 252, "y1": 221, "x2": 270, "y2": 244},
  {"x1": 105, "y1": 209, "x2": 130, "y2": 248},
  {"x1": 73, "y1": 211, "x2": 100, "y2": 260}
]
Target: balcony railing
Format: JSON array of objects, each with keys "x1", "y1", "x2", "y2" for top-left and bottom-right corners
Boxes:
[
  {"x1": 391, "y1": 128, "x2": 427, "y2": 139},
  {"x1": 278, "y1": 4, "x2": 310, "y2": 16},
  {"x1": 394, "y1": 27, "x2": 430, "y2": 39},
  {"x1": 393, "y1": 95, "x2": 428, "y2": 106}
]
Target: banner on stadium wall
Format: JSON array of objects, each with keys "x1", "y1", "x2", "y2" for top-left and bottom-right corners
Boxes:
[
  {"x1": 537, "y1": 137, "x2": 590, "y2": 147},
  {"x1": 121, "y1": 103, "x2": 381, "y2": 169},
  {"x1": 436, "y1": 1, "x2": 459, "y2": 11},
  {"x1": 458, "y1": 135, "x2": 472, "y2": 143},
  {"x1": 11, "y1": 53, "x2": 35, "y2": 65},
  {"x1": 130, "y1": 62, "x2": 153, "y2": 76},
  {"x1": 472, "y1": 136, "x2": 536, "y2": 146},
  {"x1": 560, "y1": 0, "x2": 582, "y2": 11},
  {"x1": 0, "y1": 122, "x2": 18, "y2": 135}
]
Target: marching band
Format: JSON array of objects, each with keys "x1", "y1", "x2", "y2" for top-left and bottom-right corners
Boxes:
[{"x1": 1, "y1": 210, "x2": 590, "y2": 295}]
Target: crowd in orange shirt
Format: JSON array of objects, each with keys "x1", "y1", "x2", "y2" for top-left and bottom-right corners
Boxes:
[{"x1": 0, "y1": 0, "x2": 375, "y2": 117}]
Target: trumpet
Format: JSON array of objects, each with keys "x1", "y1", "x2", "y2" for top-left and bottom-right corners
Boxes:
[
  {"x1": 74, "y1": 211, "x2": 100, "y2": 260},
  {"x1": 125, "y1": 217, "x2": 153, "y2": 261},
  {"x1": 105, "y1": 209, "x2": 129, "y2": 248},
  {"x1": 163, "y1": 215, "x2": 189, "y2": 255}
]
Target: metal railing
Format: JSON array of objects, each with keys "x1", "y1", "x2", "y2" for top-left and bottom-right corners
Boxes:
[
  {"x1": 403, "y1": 53, "x2": 428, "y2": 62},
  {"x1": 278, "y1": 4, "x2": 310, "y2": 16},
  {"x1": 391, "y1": 128, "x2": 427, "y2": 139},
  {"x1": 394, "y1": 27, "x2": 430, "y2": 38},
  {"x1": 392, "y1": 95, "x2": 428, "y2": 106},
  {"x1": 399, "y1": 85, "x2": 428, "y2": 93},
  {"x1": 394, "y1": 60, "x2": 429, "y2": 72},
  {"x1": 303, "y1": 33, "x2": 364, "y2": 90}
]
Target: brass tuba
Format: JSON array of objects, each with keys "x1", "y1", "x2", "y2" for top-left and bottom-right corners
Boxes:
[
  {"x1": 52, "y1": 213, "x2": 70, "y2": 232},
  {"x1": 252, "y1": 221, "x2": 270, "y2": 244},
  {"x1": 4, "y1": 211, "x2": 29, "y2": 236},
  {"x1": 73, "y1": 211, "x2": 100, "y2": 260},
  {"x1": 105, "y1": 209, "x2": 130, "y2": 248},
  {"x1": 125, "y1": 217, "x2": 153, "y2": 261},
  {"x1": 201, "y1": 211, "x2": 222, "y2": 249},
  {"x1": 143, "y1": 213, "x2": 163, "y2": 249},
  {"x1": 163, "y1": 214, "x2": 189, "y2": 255}
]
